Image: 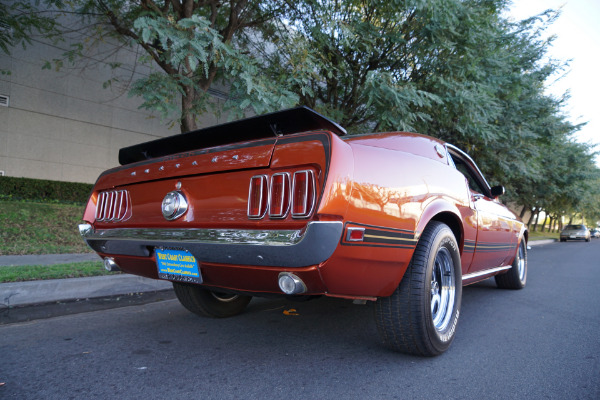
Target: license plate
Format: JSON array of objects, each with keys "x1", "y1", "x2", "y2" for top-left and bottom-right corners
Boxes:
[
  {"x1": 156, "y1": 248, "x2": 202, "y2": 284},
  {"x1": 570, "y1": 235, "x2": 576, "y2": 239}
]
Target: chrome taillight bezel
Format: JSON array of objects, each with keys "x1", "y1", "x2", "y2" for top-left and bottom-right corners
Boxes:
[
  {"x1": 95, "y1": 190, "x2": 131, "y2": 222},
  {"x1": 268, "y1": 172, "x2": 291, "y2": 219},
  {"x1": 291, "y1": 170, "x2": 316, "y2": 219},
  {"x1": 247, "y1": 175, "x2": 269, "y2": 219},
  {"x1": 247, "y1": 170, "x2": 317, "y2": 220}
]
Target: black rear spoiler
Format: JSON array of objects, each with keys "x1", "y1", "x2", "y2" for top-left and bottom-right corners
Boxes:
[{"x1": 118, "y1": 106, "x2": 346, "y2": 165}]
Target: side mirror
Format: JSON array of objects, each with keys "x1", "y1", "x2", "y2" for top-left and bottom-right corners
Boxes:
[{"x1": 490, "y1": 185, "x2": 505, "y2": 198}]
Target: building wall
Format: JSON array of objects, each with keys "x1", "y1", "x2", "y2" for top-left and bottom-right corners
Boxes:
[{"x1": 0, "y1": 27, "x2": 220, "y2": 183}]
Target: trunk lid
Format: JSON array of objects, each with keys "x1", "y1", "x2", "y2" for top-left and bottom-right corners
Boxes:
[{"x1": 93, "y1": 138, "x2": 276, "y2": 191}]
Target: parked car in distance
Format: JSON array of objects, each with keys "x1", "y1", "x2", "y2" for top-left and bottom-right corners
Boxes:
[
  {"x1": 589, "y1": 228, "x2": 600, "y2": 238},
  {"x1": 79, "y1": 107, "x2": 528, "y2": 356},
  {"x1": 560, "y1": 224, "x2": 591, "y2": 242}
]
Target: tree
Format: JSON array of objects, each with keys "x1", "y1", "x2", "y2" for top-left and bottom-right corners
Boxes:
[
  {"x1": 0, "y1": 0, "x2": 62, "y2": 74},
  {"x1": 7, "y1": 0, "x2": 599, "y2": 220},
  {"x1": 40, "y1": 0, "x2": 302, "y2": 132}
]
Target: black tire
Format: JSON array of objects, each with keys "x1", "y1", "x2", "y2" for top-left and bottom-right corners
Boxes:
[
  {"x1": 495, "y1": 239, "x2": 527, "y2": 289},
  {"x1": 173, "y1": 283, "x2": 252, "y2": 318},
  {"x1": 374, "y1": 221, "x2": 462, "y2": 357},
  {"x1": 586, "y1": 237, "x2": 591, "y2": 242}
]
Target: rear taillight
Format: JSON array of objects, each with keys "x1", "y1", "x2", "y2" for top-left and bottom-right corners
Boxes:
[
  {"x1": 269, "y1": 173, "x2": 291, "y2": 218},
  {"x1": 96, "y1": 190, "x2": 131, "y2": 222},
  {"x1": 247, "y1": 170, "x2": 316, "y2": 220},
  {"x1": 291, "y1": 170, "x2": 316, "y2": 218},
  {"x1": 247, "y1": 175, "x2": 268, "y2": 219}
]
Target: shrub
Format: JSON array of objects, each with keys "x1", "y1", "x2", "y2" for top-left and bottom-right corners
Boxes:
[{"x1": 0, "y1": 176, "x2": 93, "y2": 204}]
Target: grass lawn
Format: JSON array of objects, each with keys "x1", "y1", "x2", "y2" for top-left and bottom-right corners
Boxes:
[
  {"x1": 0, "y1": 200, "x2": 92, "y2": 255},
  {"x1": 528, "y1": 230, "x2": 559, "y2": 241},
  {"x1": 0, "y1": 261, "x2": 117, "y2": 283}
]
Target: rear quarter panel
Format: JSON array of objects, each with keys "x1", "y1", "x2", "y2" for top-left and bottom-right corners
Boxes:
[{"x1": 320, "y1": 137, "x2": 473, "y2": 297}]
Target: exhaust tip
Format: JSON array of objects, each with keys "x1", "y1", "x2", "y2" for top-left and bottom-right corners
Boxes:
[
  {"x1": 278, "y1": 272, "x2": 307, "y2": 295},
  {"x1": 103, "y1": 257, "x2": 121, "y2": 272}
]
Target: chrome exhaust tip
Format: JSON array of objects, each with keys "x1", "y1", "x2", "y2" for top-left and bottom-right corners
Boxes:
[
  {"x1": 103, "y1": 257, "x2": 120, "y2": 272},
  {"x1": 278, "y1": 272, "x2": 307, "y2": 295}
]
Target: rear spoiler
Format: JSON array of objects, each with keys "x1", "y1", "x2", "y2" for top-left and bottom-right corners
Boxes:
[{"x1": 118, "y1": 106, "x2": 346, "y2": 165}]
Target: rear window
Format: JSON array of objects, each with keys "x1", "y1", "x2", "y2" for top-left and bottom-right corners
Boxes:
[{"x1": 565, "y1": 225, "x2": 585, "y2": 230}]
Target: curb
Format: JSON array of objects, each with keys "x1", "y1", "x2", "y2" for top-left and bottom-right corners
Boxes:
[
  {"x1": 0, "y1": 274, "x2": 172, "y2": 307},
  {"x1": 528, "y1": 239, "x2": 557, "y2": 247}
]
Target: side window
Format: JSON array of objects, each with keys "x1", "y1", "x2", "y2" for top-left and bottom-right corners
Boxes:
[{"x1": 448, "y1": 152, "x2": 487, "y2": 195}]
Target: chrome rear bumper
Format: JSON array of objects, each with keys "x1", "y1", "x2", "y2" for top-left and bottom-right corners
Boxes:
[{"x1": 79, "y1": 221, "x2": 343, "y2": 268}]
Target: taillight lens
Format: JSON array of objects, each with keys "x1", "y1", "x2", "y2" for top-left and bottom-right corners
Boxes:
[
  {"x1": 248, "y1": 170, "x2": 316, "y2": 220},
  {"x1": 96, "y1": 190, "x2": 131, "y2": 222},
  {"x1": 269, "y1": 173, "x2": 291, "y2": 218},
  {"x1": 247, "y1": 175, "x2": 268, "y2": 219},
  {"x1": 291, "y1": 170, "x2": 316, "y2": 218}
]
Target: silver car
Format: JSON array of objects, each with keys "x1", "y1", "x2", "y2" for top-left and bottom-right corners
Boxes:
[{"x1": 560, "y1": 224, "x2": 591, "y2": 242}]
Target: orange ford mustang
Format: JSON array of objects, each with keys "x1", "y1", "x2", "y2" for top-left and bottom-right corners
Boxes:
[{"x1": 79, "y1": 107, "x2": 527, "y2": 356}]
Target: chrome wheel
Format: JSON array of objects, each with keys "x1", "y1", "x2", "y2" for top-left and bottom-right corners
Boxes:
[
  {"x1": 173, "y1": 283, "x2": 252, "y2": 318},
  {"x1": 431, "y1": 247, "x2": 456, "y2": 332},
  {"x1": 495, "y1": 238, "x2": 527, "y2": 290},
  {"x1": 375, "y1": 221, "x2": 462, "y2": 356},
  {"x1": 211, "y1": 292, "x2": 239, "y2": 303},
  {"x1": 517, "y1": 242, "x2": 526, "y2": 281}
]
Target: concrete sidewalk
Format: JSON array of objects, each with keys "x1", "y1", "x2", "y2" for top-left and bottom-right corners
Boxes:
[
  {"x1": 528, "y1": 239, "x2": 556, "y2": 246},
  {"x1": 0, "y1": 253, "x2": 172, "y2": 307},
  {"x1": 0, "y1": 274, "x2": 172, "y2": 307}
]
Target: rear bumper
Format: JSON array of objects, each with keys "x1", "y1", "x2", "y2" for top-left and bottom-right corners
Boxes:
[
  {"x1": 560, "y1": 234, "x2": 589, "y2": 240},
  {"x1": 79, "y1": 221, "x2": 343, "y2": 268}
]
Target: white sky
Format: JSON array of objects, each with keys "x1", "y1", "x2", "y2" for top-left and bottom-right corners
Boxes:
[{"x1": 509, "y1": 0, "x2": 600, "y2": 165}]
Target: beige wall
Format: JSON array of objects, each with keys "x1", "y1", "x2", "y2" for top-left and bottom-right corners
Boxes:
[{"x1": 0, "y1": 29, "x2": 220, "y2": 183}]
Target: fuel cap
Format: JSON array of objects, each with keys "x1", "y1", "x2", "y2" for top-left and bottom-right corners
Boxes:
[{"x1": 162, "y1": 191, "x2": 188, "y2": 220}]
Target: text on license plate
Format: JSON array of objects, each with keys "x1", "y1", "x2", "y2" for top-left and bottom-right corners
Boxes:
[{"x1": 156, "y1": 248, "x2": 202, "y2": 284}]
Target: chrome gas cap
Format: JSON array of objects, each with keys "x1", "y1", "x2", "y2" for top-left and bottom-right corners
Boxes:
[{"x1": 162, "y1": 191, "x2": 188, "y2": 220}]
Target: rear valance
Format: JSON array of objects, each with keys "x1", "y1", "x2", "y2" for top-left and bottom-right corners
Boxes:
[{"x1": 119, "y1": 106, "x2": 346, "y2": 165}]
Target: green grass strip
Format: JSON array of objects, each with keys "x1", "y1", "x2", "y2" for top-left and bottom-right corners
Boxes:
[
  {"x1": 528, "y1": 230, "x2": 559, "y2": 241},
  {"x1": 0, "y1": 200, "x2": 92, "y2": 255},
  {"x1": 0, "y1": 261, "x2": 118, "y2": 283}
]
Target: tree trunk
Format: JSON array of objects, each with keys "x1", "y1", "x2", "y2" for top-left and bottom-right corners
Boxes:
[
  {"x1": 180, "y1": 84, "x2": 197, "y2": 133},
  {"x1": 558, "y1": 217, "x2": 563, "y2": 231},
  {"x1": 533, "y1": 209, "x2": 541, "y2": 232},
  {"x1": 544, "y1": 216, "x2": 553, "y2": 233},
  {"x1": 519, "y1": 205, "x2": 528, "y2": 219},
  {"x1": 527, "y1": 207, "x2": 537, "y2": 226}
]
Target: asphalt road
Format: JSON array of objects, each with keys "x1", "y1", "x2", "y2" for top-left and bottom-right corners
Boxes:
[{"x1": 1, "y1": 240, "x2": 599, "y2": 399}]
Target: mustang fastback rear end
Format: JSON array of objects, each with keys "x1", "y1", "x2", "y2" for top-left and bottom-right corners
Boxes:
[{"x1": 80, "y1": 107, "x2": 527, "y2": 356}]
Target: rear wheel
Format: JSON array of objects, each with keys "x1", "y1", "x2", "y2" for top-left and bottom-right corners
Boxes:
[
  {"x1": 173, "y1": 283, "x2": 252, "y2": 318},
  {"x1": 374, "y1": 221, "x2": 462, "y2": 356},
  {"x1": 495, "y1": 239, "x2": 527, "y2": 289}
]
